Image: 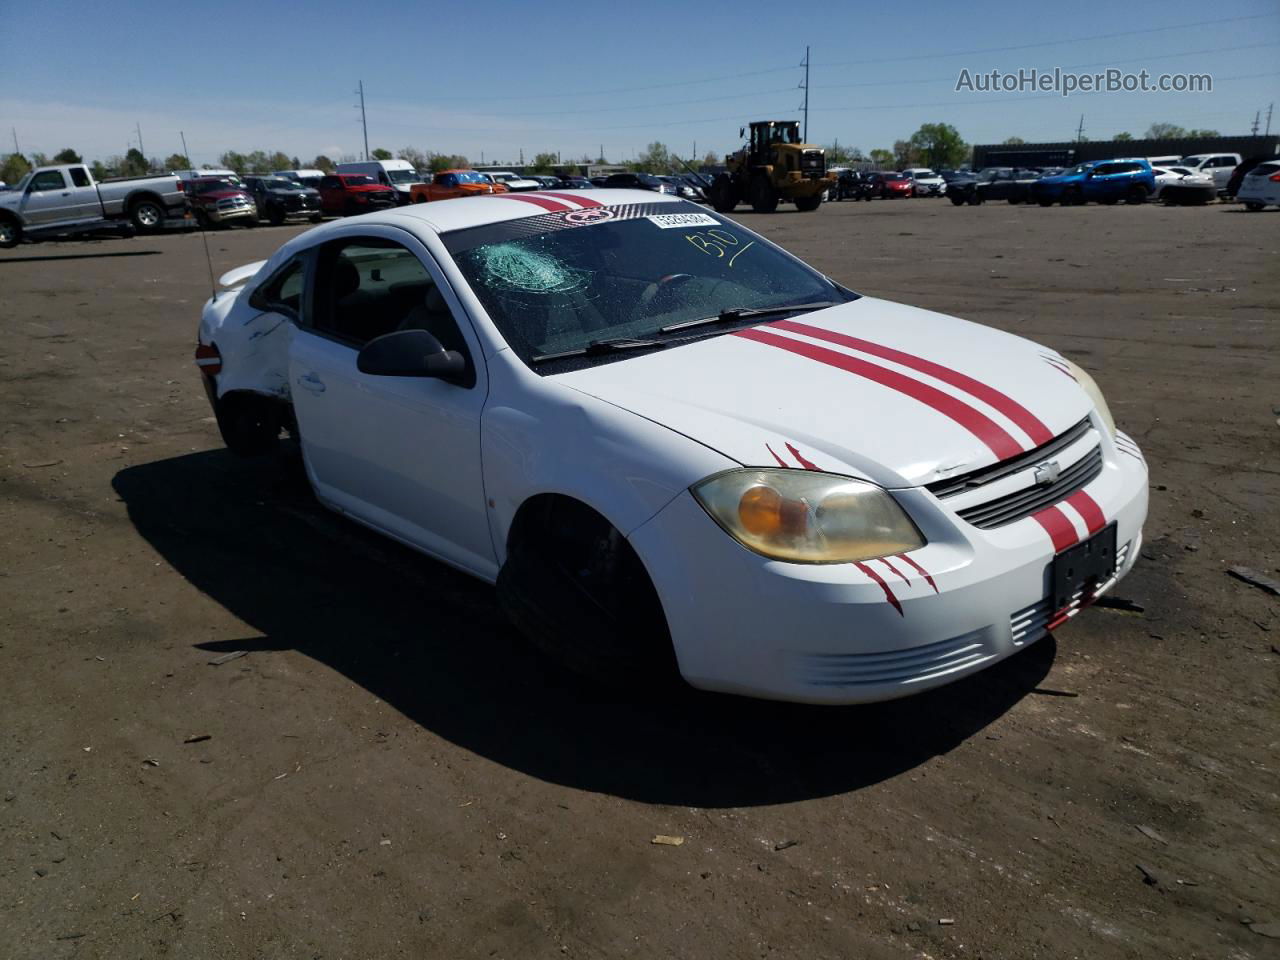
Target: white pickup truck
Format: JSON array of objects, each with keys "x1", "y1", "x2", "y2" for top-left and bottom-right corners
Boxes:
[{"x1": 0, "y1": 164, "x2": 187, "y2": 248}]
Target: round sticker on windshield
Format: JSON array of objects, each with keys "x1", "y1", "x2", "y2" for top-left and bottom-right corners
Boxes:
[{"x1": 564, "y1": 208, "x2": 615, "y2": 225}]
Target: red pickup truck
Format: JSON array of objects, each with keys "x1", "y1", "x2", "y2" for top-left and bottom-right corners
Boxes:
[{"x1": 317, "y1": 174, "x2": 397, "y2": 216}]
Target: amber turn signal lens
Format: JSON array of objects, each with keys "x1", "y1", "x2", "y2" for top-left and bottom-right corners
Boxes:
[{"x1": 738, "y1": 484, "x2": 783, "y2": 536}]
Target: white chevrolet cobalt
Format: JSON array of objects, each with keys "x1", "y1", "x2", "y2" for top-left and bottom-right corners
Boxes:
[{"x1": 195, "y1": 190, "x2": 1147, "y2": 704}]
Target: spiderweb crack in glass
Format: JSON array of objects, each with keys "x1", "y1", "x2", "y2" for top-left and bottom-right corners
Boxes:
[{"x1": 477, "y1": 244, "x2": 593, "y2": 297}]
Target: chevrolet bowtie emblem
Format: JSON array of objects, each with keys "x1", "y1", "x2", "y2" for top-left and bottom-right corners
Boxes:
[{"x1": 1034, "y1": 460, "x2": 1062, "y2": 487}]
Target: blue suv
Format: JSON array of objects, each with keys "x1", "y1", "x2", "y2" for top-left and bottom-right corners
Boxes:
[{"x1": 1031, "y1": 158, "x2": 1156, "y2": 206}]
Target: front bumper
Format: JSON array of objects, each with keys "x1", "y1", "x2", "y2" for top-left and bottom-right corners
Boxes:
[
  {"x1": 629, "y1": 423, "x2": 1149, "y2": 704},
  {"x1": 205, "y1": 204, "x2": 255, "y2": 223}
]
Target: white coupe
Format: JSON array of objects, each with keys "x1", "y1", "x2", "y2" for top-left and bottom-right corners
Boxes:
[{"x1": 195, "y1": 190, "x2": 1148, "y2": 704}]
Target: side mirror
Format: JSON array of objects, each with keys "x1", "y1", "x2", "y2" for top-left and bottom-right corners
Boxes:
[{"x1": 357, "y1": 329, "x2": 468, "y2": 384}]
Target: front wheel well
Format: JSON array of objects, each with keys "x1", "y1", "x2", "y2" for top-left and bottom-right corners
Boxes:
[{"x1": 499, "y1": 493, "x2": 678, "y2": 685}]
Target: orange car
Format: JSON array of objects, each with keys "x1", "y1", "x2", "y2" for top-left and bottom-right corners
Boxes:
[{"x1": 410, "y1": 169, "x2": 508, "y2": 202}]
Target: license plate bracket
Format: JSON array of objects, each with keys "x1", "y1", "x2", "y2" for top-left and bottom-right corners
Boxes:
[{"x1": 1051, "y1": 523, "x2": 1118, "y2": 612}]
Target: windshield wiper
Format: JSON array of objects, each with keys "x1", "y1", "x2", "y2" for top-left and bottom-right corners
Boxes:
[
  {"x1": 659, "y1": 300, "x2": 842, "y2": 334},
  {"x1": 530, "y1": 337, "x2": 668, "y2": 364}
]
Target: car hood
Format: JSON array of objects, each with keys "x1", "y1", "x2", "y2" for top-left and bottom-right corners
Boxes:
[
  {"x1": 553, "y1": 298, "x2": 1092, "y2": 489},
  {"x1": 268, "y1": 188, "x2": 318, "y2": 198},
  {"x1": 1038, "y1": 172, "x2": 1082, "y2": 185},
  {"x1": 197, "y1": 189, "x2": 249, "y2": 201}
]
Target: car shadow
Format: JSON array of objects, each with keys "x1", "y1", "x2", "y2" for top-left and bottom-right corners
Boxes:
[
  {"x1": 0, "y1": 250, "x2": 162, "y2": 264},
  {"x1": 112, "y1": 449, "x2": 1054, "y2": 807}
]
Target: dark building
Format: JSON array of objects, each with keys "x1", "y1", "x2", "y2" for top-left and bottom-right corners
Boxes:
[{"x1": 971, "y1": 135, "x2": 1280, "y2": 170}]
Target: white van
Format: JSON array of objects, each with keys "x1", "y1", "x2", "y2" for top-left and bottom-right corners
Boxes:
[
  {"x1": 273, "y1": 168, "x2": 326, "y2": 190},
  {"x1": 334, "y1": 159, "x2": 422, "y2": 204}
]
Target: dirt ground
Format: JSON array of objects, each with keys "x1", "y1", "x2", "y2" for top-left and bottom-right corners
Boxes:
[{"x1": 1, "y1": 199, "x2": 1277, "y2": 960}]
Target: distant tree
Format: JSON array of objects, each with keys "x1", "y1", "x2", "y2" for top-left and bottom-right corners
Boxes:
[
  {"x1": 701, "y1": 150, "x2": 720, "y2": 167},
  {"x1": 1186, "y1": 128, "x2": 1220, "y2": 138},
  {"x1": 529, "y1": 151, "x2": 558, "y2": 173},
  {"x1": 243, "y1": 150, "x2": 271, "y2": 173},
  {"x1": 163, "y1": 153, "x2": 191, "y2": 171},
  {"x1": 868, "y1": 148, "x2": 893, "y2": 167},
  {"x1": 268, "y1": 151, "x2": 291, "y2": 172},
  {"x1": 891, "y1": 139, "x2": 915, "y2": 168},
  {"x1": 632, "y1": 141, "x2": 671, "y2": 173},
  {"x1": 220, "y1": 151, "x2": 248, "y2": 173},
  {"x1": 371, "y1": 147, "x2": 393, "y2": 160},
  {"x1": 1113, "y1": 132, "x2": 1134, "y2": 142},
  {"x1": 428, "y1": 153, "x2": 469, "y2": 173},
  {"x1": 907, "y1": 123, "x2": 967, "y2": 169},
  {"x1": 121, "y1": 148, "x2": 149, "y2": 176},
  {"x1": 398, "y1": 147, "x2": 428, "y2": 170},
  {"x1": 290, "y1": 156, "x2": 301, "y2": 168},
  {"x1": 90, "y1": 160, "x2": 112, "y2": 181},
  {"x1": 1001, "y1": 136, "x2": 1025, "y2": 145},
  {"x1": 1145, "y1": 122, "x2": 1187, "y2": 140},
  {"x1": 31, "y1": 152, "x2": 50, "y2": 167},
  {"x1": 52, "y1": 148, "x2": 83, "y2": 164},
  {"x1": 313, "y1": 155, "x2": 335, "y2": 172},
  {"x1": 1, "y1": 152, "x2": 32, "y2": 183}
]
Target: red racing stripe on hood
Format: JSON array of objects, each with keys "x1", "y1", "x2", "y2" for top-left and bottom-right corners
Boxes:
[
  {"x1": 498, "y1": 194, "x2": 572, "y2": 212},
  {"x1": 770, "y1": 319, "x2": 1054, "y2": 447},
  {"x1": 733, "y1": 327, "x2": 1025, "y2": 461}
]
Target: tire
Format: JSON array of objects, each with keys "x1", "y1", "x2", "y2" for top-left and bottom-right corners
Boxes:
[
  {"x1": 413, "y1": 193, "x2": 428, "y2": 203},
  {"x1": 1061, "y1": 187, "x2": 1083, "y2": 206},
  {"x1": 309, "y1": 214, "x2": 323, "y2": 223},
  {"x1": 709, "y1": 175, "x2": 739, "y2": 213},
  {"x1": 794, "y1": 195, "x2": 822, "y2": 212},
  {"x1": 1244, "y1": 201, "x2": 1264, "y2": 211},
  {"x1": 968, "y1": 193, "x2": 982, "y2": 206},
  {"x1": 1008, "y1": 195, "x2": 1021, "y2": 205},
  {"x1": 749, "y1": 176, "x2": 779, "y2": 213},
  {"x1": 268, "y1": 206, "x2": 285, "y2": 226},
  {"x1": 1038, "y1": 198, "x2": 1054, "y2": 207},
  {"x1": 214, "y1": 392, "x2": 282, "y2": 457},
  {"x1": 1100, "y1": 197, "x2": 1119, "y2": 205},
  {"x1": 950, "y1": 195, "x2": 965, "y2": 206},
  {"x1": 194, "y1": 208, "x2": 211, "y2": 228},
  {"x1": 0, "y1": 216, "x2": 21, "y2": 249},
  {"x1": 1125, "y1": 185, "x2": 1147, "y2": 205},
  {"x1": 497, "y1": 497, "x2": 678, "y2": 687},
  {"x1": 129, "y1": 197, "x2": 165, "y2": 232}
]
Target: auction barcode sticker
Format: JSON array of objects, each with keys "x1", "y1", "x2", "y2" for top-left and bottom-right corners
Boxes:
[{"x1": 647, "y1": 213, "x2": 719, "y2": 229}]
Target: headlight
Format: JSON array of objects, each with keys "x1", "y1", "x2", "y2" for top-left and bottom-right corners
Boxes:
[
  {"x1": 1062, "y1": 358, "x2": 1116, "y2": 437},
  {"x1": 691, "y1": 469, "x2": 925, "y2": 564}
]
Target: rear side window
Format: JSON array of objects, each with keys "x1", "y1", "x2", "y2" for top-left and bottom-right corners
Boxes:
[
  {"x1": 69, "y1": 167, "x2": 90, "y2": 187},
  {"x1": 320, "y1": 177, "x2": 340, "y2": 189},
  {"x1": 1251, "y1": 162, "x2": 1280, "y2": 176}
]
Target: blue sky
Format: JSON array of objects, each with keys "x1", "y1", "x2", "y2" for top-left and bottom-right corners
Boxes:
[{"x1": 2, "y1": 0, "x2": 1277, "y2": 166}]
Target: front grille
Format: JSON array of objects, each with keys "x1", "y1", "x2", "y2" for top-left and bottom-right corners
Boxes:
[
  {"x1": 928, "y1": 417, "x2": 1092, "y2": 498},
  {"x1": 956, "y1": 445, "x2": 1102, "y2": 529}
]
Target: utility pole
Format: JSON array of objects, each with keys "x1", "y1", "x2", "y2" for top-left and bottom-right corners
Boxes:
[
  {"x1": 1266, "y1": 102, "x2": 1274, "y2": 136},
  {"x1": 1075, "y1": 114, "x2": 1085, "y2": 142},
  {"x1": 180, "y1": 131, "x2": 190, "y2": 168},
  {"x1": 801, "y1": 46, "x2": 811, "y2": 142},
  {"x1": 11, "y1": 127, "x2": 19, "y2": 155},
  {"x1": 1251, "y1": 111, "x2": 1260, "y2": 135},
  {"x1": 135, "y1": 122, "x2": 145, "y2": 160},
  {"x1": 355, "y1": 80, "x2": 369, "y2": 161}
]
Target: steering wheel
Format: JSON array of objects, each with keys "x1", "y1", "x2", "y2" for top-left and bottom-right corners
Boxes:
[{"x1": 634, "y1": 273, "x2": 695, "y2": 320}]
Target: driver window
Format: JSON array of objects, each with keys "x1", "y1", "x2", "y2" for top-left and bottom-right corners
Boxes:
[
  {"x1": 31, "y1": 170, "x2": 66, "y2": 191},
  {"x1": 310, "y1": 237, "x2": 470, "y2": 356}
]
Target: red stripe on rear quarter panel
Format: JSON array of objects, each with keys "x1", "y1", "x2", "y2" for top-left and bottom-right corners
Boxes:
[
  {"x1": 534, "y1": 191, "x2": 603, "y2": 208},
  {"x1": 733, "y1": 327, "x2": 1024, "y2": 460},
  {"x1": 1031, "y1": 505, "x2": 1078, "y2": 553},
  {"x1": 771, "y1": 319, "x2": 1054, "y2": 446},
  {"x1": 1065, "y1": 490, "x2": 1106, "y2": 535},
  {"x1": 499, "y1": 194, "x2": 571, "y2": 212}
]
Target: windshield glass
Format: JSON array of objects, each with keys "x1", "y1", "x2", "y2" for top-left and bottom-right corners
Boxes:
[
  {"x1": 194, "y1": 179, "x2": 238, "y2": 194},
  {"x1": 386, "y1": 168, "x2": 419, "y2": 184},
  {"x1": 265, "y1": 178, "x2": 302, "y2": 190},
  {"x1": 444, "y1": 203, "x2": 854, "y2": 369},
  {"x1": 454, "y1": 171, "x2": 487, "y2": 183}
]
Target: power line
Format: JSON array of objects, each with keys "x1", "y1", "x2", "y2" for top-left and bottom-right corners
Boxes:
[{"x1": 814, "y1": 12, "x2": 1278, "y2": 68}]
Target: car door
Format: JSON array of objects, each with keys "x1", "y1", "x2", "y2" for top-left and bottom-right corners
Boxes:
[
  {"x1": 64, "y1": 166, "x2": 104, "y2": 222},
  {"x1": 20, "y1": 169, "x2": 76, "y2": 227},
  {"x1": 1083, "y1": 163, "x2": 1118, "y2": 201},
  {"x1": 287, "y1": 227, "x2": 496, "y2": 578},
  {"x1": 318, "y1": 176, "x2": 341, "y2": 214}
]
